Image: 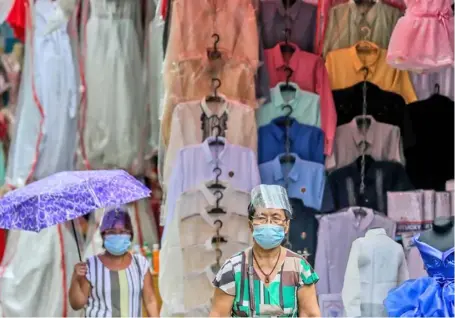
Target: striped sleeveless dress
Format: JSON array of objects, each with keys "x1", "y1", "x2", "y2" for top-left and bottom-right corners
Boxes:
[{"x1": 85, "y1": 254, "x2": 150, "y2": 317}]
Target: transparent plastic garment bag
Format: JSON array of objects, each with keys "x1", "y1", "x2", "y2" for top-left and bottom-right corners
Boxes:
[{"x1": 0, "y1": 222, "x2": 84, "y2": 316}]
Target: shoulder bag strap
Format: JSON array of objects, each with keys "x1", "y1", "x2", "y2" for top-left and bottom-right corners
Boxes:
[{"x1": 248, "y1": 248, "x2": 256, "y2": 317}]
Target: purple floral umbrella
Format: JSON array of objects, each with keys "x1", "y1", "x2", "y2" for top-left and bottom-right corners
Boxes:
[{"x1": 0, "y1": 169, "x2": 151, "y2": 260}]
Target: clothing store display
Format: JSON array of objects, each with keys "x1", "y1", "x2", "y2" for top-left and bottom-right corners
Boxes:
[
  {"x1": 405, "y1": 94, "x2": 454, "y2": 191},
  {"x1": 259, "y1": 0, "x2": 317, "y2": 51},
  {"x1": 326, "y1": 116, "x2": 405, "y2": 171},
  {"x1": 264, "y1": 43, "x2": 336, "y2": 154},
  {"x1": 256, "y1": 82, "x2": 321, "y2": 129},
  {"x1": 6, "y1": 0, "x2": 77, "y2": 188},
  {"x1": 384, "y1": 232, "x2": 454, "y2": 317},
  {"x1": 342, "y1": 228, "x2": 408, "y2": 317},
  {"x1": 163, "y1": 98, "x2": 257, "y2": 185},
  {"x1": 85, "y1": 254, "x2": 150, "y2": 317},
  {"x1": 160, "y1": 0, "x2": 259, "y2": 146},
  {"x1": 260, "y1": 154, "x2": 326, "y2": 211},
  {"x1": 386, "y1": 0, "x2": 454, "y2": 71},
  {"x1": 160, "y1": 185, "x2": 251, "y2": 316},
  {"x1": 258, "y1": 118, "x2": 324, "y2": 165},
  {"x1": 79, "y1": 0, "x2": 146, "y2": 173},
  {"x1": 324, "y1": 158, "x2": 414, "y2": 213},
  {"x1": 410, "y1": 67, "x2": 454, "y2": 101},
  {"x1": 287, "y1": 198, "x2": 319, "y2": 266},
  {"x1": 323, "y1": 0, "x2": 402, "y2": 57},
  {"x1": 332, "y1": 81, "x2": 415, "y2": 149},
  {"x1": 315, "y1": 207, "x2": 396, "y2": 295},
  {"x1": 213, "y1": 247, "x2": 319, "y2": 317},
  {"x1": 446, "y1": 180, "x2": 454, "y2": 192},
  {"x1": 325, "y1": 41, "x2": 417, "y2": 104},
  {"x1": 164, "y1": 137, "x2": 260, "y2": 232}
]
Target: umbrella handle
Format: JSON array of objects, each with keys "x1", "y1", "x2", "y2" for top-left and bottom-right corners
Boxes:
[{"x1": 71, "y1": 220, "x2": 82, "y2": 261}]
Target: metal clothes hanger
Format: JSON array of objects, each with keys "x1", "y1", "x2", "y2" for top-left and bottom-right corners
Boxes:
[
  {"x1": 208, "y1": 33, "x2": 222, "y2": 60},
  {"x1": 206, "y1": 78, "x2": 223, "y2": 103},
  {"x1": 208, "y1": 125, "x2": 225, "y2": 146},
  {"x1": 280, "y1": 67, "x2": 296, "y2": 92},
  {"x1": 207, "y1": 167, "x2": 226, "y2": 190},
  {"x1": 210, "y1": 220, "x2": 225, "y2": 273}
]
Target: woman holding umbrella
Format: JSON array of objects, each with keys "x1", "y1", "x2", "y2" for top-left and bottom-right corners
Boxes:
[{"x1": 69, "y1": 207, "x2": 159, "y2": 317}]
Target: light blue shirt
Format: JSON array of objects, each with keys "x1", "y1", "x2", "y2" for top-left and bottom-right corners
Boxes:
[
  {"x1": 256, "y1": 82, "x2": 321, "y2": 128},
  {"x1": 259, "y1": 153, "x2": 326, "y2": 210}
]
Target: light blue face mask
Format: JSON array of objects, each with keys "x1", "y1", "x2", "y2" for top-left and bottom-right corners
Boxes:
[
  {"x1": 104, "y1": 234, "x2": 132, "y2": 256},
  {"x1": 253, "y1": 224, "x2": 285, "y2": 250}
]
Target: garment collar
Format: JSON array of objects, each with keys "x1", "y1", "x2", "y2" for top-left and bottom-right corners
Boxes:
[
  {"x1": 271, "y1": 82, "x2": 301, "y2": 108},
  {"x1": 271, "y1": 42, "x2": 301, "y2": 73},
  {"x1": 272, "y1": 153, "x2": 301, "y2": 182},
  {"x1": 269, "y1": 117, "x2": 300, "y2": 142},
  {"x1": 276, "y1": 0, "x2": 302, "y2": 21},
  {"x1": 348, "y1": 115, "x2": 376, "y2": 146},
  {"x1": 350, "y1": 41, "x2": 380, "y2": 75},
  {"x1": 365, "y1": 227, "x2": 387, "y2": 237},
  {"x1": 346, "y1": 206, "x2": 375, "y2": 231},
  {"x1": 202, "y1": 136, "x2": 228, "y2": 163},
  {"x1": 349, "y1": 0, "x2": 382, "y2": 27},
  {"x1": 200, "y1": 95, "x2": 228, "y2": 117},
  {"x1": 198, "y1": 180, "x2": 233, "y2": 208}
]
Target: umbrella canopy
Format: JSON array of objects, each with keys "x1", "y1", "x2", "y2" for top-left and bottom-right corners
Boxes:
[{"x1": 0, "y1": 170, "x2": 151, "y2": 232}]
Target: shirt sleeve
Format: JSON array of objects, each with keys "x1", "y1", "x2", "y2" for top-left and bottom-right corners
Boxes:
[
  {"x1": 298, "y1": 257, "x2": 319, "y2": 288},
  {"x1": 342, "y1": 240, "x2": 362, "y2": 317},
  {"x1": 212, "y1": 259, "x2": 236, "y2": 296}
]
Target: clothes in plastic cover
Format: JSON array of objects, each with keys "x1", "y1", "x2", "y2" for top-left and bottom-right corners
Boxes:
[
  {"x1": 76, "y1": 0, "x2": 147, "y2": 175},
  {"x1": 0, "y1": 224, "x2": 82, "y2": 316},
  {"x1": 83, "y1": 199, "x2": 159, "y2": 259},
  {"x1": 250, "y1": 184, "x2": 293, "y2": 218},
  {"x1": 158, "y1": 0, "x2": 261, "y2": 150},
  {"x1": 147, "y1": 0, "x2": 163, "y2": 152},
  {"x1": 6, "y1": 0, "x2": 78, "y2": 188}
]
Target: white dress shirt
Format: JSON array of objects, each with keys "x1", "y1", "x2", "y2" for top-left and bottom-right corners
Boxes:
[
  {"x1": 163, "y1": 137, "x2": 260, "y2": 233},
  {"x1": 159, "y1": 183, "x2": 251, "y2": 316},
  {"x1": 342, "y1": 228, "x2": 409, "y2": 317},
  {"x1": 163, "y1": 98, "x2": 257, "y2": 185}
]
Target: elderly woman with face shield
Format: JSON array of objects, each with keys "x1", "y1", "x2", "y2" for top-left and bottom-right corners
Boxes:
[
  {"x1": 68, "y1": 207, "x2": 159, "y2": 317},
  {"x1": 210, "y1": 185, "x2": 321, "y2": 317}
]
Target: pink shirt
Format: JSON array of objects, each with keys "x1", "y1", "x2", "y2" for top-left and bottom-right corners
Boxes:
[{"x1": 264, "y1": 44, "x2": 337, "y2": 155}]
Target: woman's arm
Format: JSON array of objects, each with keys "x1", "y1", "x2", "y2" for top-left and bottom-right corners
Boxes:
[
  {"x1": 209, "y1": 288, "x2": 235, "y2": 317},
  {"x1": 68, "y1": 271, "x2": 90, "y2": 310},
  {"x1": 297, "y1": 284, "x2": 321, "y2": 317},
  {"x1": 142, "y1": 271, "x2": 159, "y2": 317}
]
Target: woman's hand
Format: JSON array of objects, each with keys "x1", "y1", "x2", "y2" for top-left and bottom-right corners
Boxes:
[
  {"x1": 69, "y1": 262, "x2": 90, "y2": 310},
  {"x1": 74, "y1": 262, "x2": 87, "y2": 280}
]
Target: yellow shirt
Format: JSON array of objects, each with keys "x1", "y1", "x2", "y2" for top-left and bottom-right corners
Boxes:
[{"x1": 325, "y1": 42, "x2": 417, "y2": 104}]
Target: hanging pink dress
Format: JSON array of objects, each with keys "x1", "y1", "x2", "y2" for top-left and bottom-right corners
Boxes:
[{"x1": 387, "y1": 0, "x2": 454, "y2": 72}]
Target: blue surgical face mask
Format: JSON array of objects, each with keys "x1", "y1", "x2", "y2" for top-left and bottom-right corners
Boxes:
[
  {"x1": 253, "y1": 224, "x2": 285, "y2": 250},
  {"x1": 104, "y1": 234, "x2": 131, "y2": 256}
]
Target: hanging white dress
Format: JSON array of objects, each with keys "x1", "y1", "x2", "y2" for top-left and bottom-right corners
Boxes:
[
  {"x1": 0, "y1": 225, "x2": 81, "y2": 316},
  {"x1": 6, "y1": 0, "x2": 77, "y2": 187},
  {"x1": 79, "y1": 0, "x2": 146, "y2": 174}
]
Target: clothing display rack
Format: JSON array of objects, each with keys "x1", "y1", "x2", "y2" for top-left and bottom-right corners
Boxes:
[{"x1": 0, "y1": 0, "x2": 453, "y2": 316}]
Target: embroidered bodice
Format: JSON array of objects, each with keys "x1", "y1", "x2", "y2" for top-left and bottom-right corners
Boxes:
[{"x1": 414, "y1": 234, "x2": 454, "y2": 281}]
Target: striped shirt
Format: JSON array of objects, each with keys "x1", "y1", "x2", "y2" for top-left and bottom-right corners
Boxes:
[
  {"x1": 213, "y1": 248, "x2": 319, "y2": 317},
  {"x1": 85, "y1": 254, "x2": 150, "y2": 317}
]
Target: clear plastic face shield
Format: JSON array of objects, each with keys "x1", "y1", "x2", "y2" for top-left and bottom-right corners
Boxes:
[{"x1": 249, "y1": 184, "x2": 292, "y2": 220}]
